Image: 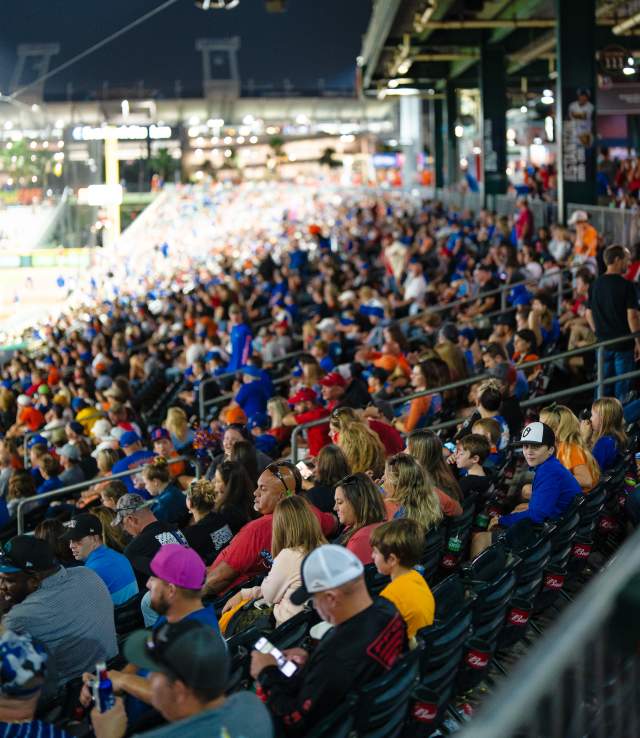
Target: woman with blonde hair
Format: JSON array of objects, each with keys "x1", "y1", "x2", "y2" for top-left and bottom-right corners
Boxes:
[
  {"x1": 407, "y1": 429, "x2": 463, "y2": 505},
  {"x1": 334, "y1": 472, "x2": 387, "y2": 564},
  {"x1": 539, "y1": 404, "x2": 600, "y2": 492},
  {"x1": 91, "y1": 505, "x2": 129, "y2": 552},
  {"x1": 383, "y1": 453, "x2": 444, "y2": 532},
  {"x1": 266, "y1": 396, "x2": 292, "y2": 447},
  {"x1": 336, "y1": 421, "x2": 386, "y2": 479},
  {"x1": 222, "y1": 496, "x2": 327, "y2": 625},
  {"x1": 182, "y1": 477, "x2": 243, "y2": 564},
  {"x1": 163, "y1": 406, "x2": 194, "y2": 452},
  {"x1": 580, "y1": 397, "x2": 628, "y2": 472}
]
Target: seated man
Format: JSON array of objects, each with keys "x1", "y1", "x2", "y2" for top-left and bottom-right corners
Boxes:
[
  {"x1": 250, "y1": 545, "x2": 407, "y2": 736},
  {"x1": 203, "y1": 463, "x2": 337, "y2": 597},
  {"x1": 0, "y1": 629, "x2": 74, "y2": 736},
  {"x1": 113, "y1": 494, "x2": 188, "y2": 588},
  {"x1": 60, "y1": 513, "x2": 139, "y2": 606},
  {"x1": 91, "y1": 620, "x2": 273, "y2": 738},
  {"x1": 0, "y1": 536, "x2": 117, "y2": 695}
]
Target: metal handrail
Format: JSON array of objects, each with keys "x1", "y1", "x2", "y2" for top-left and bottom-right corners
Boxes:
[
  {"x1": 289, "y1": 330, "x2": 640, "y2": 461},
  {"x1": 396, "y1": 266, "x2": 577, "y2": 326},
  {"x1": 457, "y1": 523, "x2": 640, "y2": 737},
  {"x1": 16, "y1": 453, "x2": 194, "y2": 534}
]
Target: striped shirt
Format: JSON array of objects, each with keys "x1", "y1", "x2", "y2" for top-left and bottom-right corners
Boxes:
[{"x1": 0, "y1": 721, "x2": 72, "y2": 737}]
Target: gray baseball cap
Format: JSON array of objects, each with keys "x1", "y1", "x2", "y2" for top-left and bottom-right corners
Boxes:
[{"x1": 112, "y1": 493, "x2": 152, "y2": 526}]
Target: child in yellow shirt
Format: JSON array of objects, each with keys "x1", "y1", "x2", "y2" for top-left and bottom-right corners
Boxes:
[{"x1": 370, "y1": 519, "x2": 435, "y2": 641}]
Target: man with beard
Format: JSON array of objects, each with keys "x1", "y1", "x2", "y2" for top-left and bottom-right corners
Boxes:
[{"x1": 85, "y1": 545, "x2": 220, "y2": 710}]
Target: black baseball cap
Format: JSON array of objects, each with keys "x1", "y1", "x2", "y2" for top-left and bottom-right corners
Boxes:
[
  {"x1": 59, "y1": 514, "x2": 103, "y2": 542},
  {"x1": 124, "y1": 620, "x2": 229, "y2": 693},
  {"x1": 0, "y1": 536, "x2": 57, "y2": 574}
]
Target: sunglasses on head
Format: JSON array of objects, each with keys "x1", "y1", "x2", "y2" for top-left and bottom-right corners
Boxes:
[{"x1": 267, "y1": 463, "x2": 294, "y2": 495}]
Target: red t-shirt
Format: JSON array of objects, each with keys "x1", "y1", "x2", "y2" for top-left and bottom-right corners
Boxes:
[
  {"x1": 368, "y1": 419, "x2": 404, "y2": 456},
  {"x1": 211, "y1": 504, "x2": 337, "y2": 591},
  {"x1": 295, "y1": 407, "x2": 331, "y2": 457},
  {"x1": 345, "y1": 522, "x2": 385, "y2": 565},
  {"x1": 18, "y1": 406, "x2": 45, "y2": 432}
]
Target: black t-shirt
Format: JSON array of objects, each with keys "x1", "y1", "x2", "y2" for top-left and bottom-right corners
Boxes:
[
  {"x1": 459, "y1": 473, "x2": 493, "y2": 498},
  {"x1": 303, "y1": 483, "x2": 335, "y2": 514},
  {"x1": 500, "y1": 396, "x2": 524, "y2": 439},
  {"x1": 124, "y1": 521, "x2": 188, "y2": 586},
  {"x1": 589, "y1": 273, "x2": 638, "y2": 351},
  {"x1": 181, "y1": 509, "x2": 245, "y2": 566},
  {"x1": 258, "y1": 598, "x2": 407, "y2": 736}
]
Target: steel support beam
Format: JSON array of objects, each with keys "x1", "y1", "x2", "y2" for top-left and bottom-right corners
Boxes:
[{"x1": 556, "y1": 0, "x2": 597, "y2": 219}]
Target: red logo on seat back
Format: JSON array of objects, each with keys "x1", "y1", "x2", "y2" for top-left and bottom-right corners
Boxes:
[
  {"x1": 543, "y1": 572, "x2": 565, "y2": 590},
  {"x1": 507, "y1": 607, "x2": 530, "y2": 626},
  {"x1": 571, "y1": 542, "x2": 591, "y2": 559},
  {"x1": 598, "y1": 515, "x2": 619, "y2": 533},
  {"x1": 440, "y1": 553, "x2": 458, "y2": 569},
  {"x1": 412, "y1": 701, "x2": 438, "y2": 723},
  {"x1": 465, "y1": 648, "x2": 490, "y2": 670}
]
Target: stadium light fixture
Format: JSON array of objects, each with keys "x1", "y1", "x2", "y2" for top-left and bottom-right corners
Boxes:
[{"x1": 623, "y1": 57, "x2": 636, "y2": 75}]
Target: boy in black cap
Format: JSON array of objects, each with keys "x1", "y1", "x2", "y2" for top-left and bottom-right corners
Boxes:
[
  {"x1": 60, "y1": 514, "x2": 138, "y2": 606},
  {"x1": 91, "y1": 621, "x2": 273, "y2": 738}
]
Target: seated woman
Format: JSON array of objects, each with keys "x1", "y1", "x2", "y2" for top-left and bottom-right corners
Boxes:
[
  {"x1": 335, "y1": 420, "x2": 386, "y2": 480},
  {"x1": 333, "y1": 472, "x2": 387, "y2": 565},
  {"x1": 383, "y1": 453, "x2": 445, "y2": 530},
  {"x1": 511, "y1": 329, "x2": 541, "y2": 379},
  {"x1": 406, "y1": 429, "x2": 463, "y2": 512},
  {"x1": 302, "y1": 444, "x2": 351, "y2": 514},
  {"x1": 539, "y1": 404, "x2": 600, "y2": 493},
  {"x1": 223, "y1": 496, "x2": 327, "y2": 626},
  {"x1": 394, "y1": 360, "x2": 444, "y2": 435},
  {"x1": 580, "y1": 397, "x2": 628, "y2": 473},
  {"x1": 141, "y1": 458, "x2": 189, "y2": 526}
]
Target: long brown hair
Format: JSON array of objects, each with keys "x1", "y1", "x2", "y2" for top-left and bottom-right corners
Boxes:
[
  {"x1": 271, "y1": 496, "x2": 327, "y2": 558},
  {"x1": 407, "y1": 429, "x2": 462, "y2": 502},
  {"x1": 591, "y1": 397, "x2": 628, "y2": 449},
  {"x1": 336, "y1": 472, "x2": 386, "y2": 545}
]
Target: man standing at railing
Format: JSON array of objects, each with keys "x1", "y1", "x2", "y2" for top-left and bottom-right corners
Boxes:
[{"x1": 586, "y1": 244, "x2": 640, "y2": 402}]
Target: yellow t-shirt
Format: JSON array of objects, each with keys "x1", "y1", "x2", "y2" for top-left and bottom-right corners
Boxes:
[{"x1": 380, "y1": 569, "x2": 435, "y2": 640}]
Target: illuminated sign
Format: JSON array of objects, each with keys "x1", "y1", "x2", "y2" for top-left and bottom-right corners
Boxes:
[{"x1": 72, "y1": 125, "x2": 172, "y2": 141}]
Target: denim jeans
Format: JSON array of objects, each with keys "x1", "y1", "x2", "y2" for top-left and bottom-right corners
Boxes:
[{"x1": 602, "y1": 349, "x2": 635, "y2": 402}]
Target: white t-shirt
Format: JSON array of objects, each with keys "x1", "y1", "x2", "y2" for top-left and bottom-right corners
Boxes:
[{"x1": 404, "y1": 274, "x2": 428, "y2": 303}]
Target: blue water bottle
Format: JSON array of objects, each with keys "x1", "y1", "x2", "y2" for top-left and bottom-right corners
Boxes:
[{"x1": 94, "y1": 661, "x2": 116, "y2": 713}]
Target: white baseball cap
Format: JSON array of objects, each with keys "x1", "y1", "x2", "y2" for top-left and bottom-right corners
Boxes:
[
  {"x1": 568, "y1": 210, "x2": 589, "y2": 226},
  {"x1": 290, "y1": 544, "x2": 364, "y2": 605},
  {"x1": 518, "y1": 421, "x2": 555, "y2": 448}
]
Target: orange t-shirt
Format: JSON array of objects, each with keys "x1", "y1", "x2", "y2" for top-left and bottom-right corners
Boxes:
[
  {"x1": 575, "y1": 224, "x2": 598, "y2": 258},
  {"x1": 556, "y1": 442, "x2": 599, "y2": 491}
]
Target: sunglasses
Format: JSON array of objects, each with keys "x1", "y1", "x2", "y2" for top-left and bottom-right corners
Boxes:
[{"x1": 267, "y1": 464, "x2": 294, "y2": 495}]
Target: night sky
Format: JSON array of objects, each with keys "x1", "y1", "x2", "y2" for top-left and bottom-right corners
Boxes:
[{"x1": 0, "y1": 0, "x2": 372, "y2": 99}]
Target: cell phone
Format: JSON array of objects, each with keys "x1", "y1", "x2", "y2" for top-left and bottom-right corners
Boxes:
[
  {"x1": 444, "y1": 442, "x2": 457, "y2": 453},
  {"x1": 296, "y1": 461, "x2": 314, "y2": 480},
  {"x1": 254, "y1": 637, "x2": 298, "y2": 677}
]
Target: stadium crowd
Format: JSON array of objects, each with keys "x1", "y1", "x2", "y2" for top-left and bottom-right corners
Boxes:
[{"x1": 0, "y1": 181, "x2": 637, "y2": 737}]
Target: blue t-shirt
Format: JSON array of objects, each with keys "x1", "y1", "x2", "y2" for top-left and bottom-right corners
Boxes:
[
  {"x1": 37, "y1": 477, "x2": 63, "y2": 495},
  {"x1": 85, "y1": 545, "x2": 139, "y2": 606},
  {"x1": 154, "y1": 604, "x2": 220, "y2": 633},
  {"x1": 235, "y1": 381, "x2": 269, "y2": 418},
  {"x1": 150, "y1": 483, "x2": 189, "y2": 526},
  {"x1": 499, "y1": 455, "x2": 582, "y2": 527},
  {"x1": 592, "y1": 435, "x2": 620, "y2": 472},
  {"x1": 227, "y1": 323, "x2": 253, "y2": 371},
  {"x1": 112, "y1": 450, "x2": 156, "y2": 493}
]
